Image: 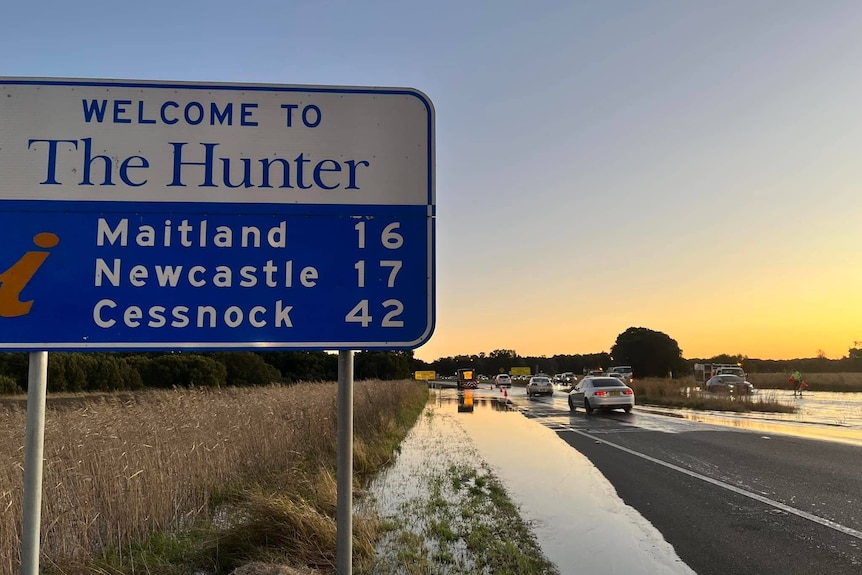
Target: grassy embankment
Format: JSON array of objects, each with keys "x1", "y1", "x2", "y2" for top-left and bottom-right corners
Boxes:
[{"x1": 0, "y1": 380, "x2": 429, "y2": 575}]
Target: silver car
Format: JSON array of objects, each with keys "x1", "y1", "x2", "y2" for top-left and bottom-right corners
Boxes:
[
  {"x1": 494, "y1": 374, "x2": 512, "y2": 388},
  {"x1": 705, "y1": 374, "x2": 753, "y2": 394},
  {"x1": 568, "y1": 376, "x2": 634, "y2": 414},
  {"x1": 526, "y1": 375, "x2": 553, "y2": 397}
]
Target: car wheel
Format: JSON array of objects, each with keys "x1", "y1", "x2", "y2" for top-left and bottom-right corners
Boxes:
[
  {"x1": 568, "y1": 397, "x2": 576, "y2": 413},
  {"x1": 584, "y1": 399, "x2": 593, "y2": 414},
  {"x1": 623, "y1": 406, "x2": 632, "y2": 413}
]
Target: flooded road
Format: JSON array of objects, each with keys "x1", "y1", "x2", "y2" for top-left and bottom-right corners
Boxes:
[
  {"x1": 520, "y1": 386, "x2": 862, "y2": 447},
  {"x1": 641, "y1": 390, "x2": 862, "y2": 447},
  {"x1": 499, "y1": 385, "x2": 862, "y2": 574}
]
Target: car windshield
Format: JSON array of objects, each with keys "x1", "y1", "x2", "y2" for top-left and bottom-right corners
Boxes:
[
  {"x1": 719, "y1": 375, "x2": 744, "y2": 383},
  {"x1": 592, "y1": 378, "x2": 626, "y2": 387},
  {"x1": 532, "y1": 378, "x2": 550, "y2": 384}
]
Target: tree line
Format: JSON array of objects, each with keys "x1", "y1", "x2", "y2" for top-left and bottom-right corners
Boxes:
[
  {"x1": 0, "y1": 350, "x2": 417, "y2": 394},
  {"x1": 413, "y1": 327, "x2": 862, "y2": 380},
  {"x1": 3, "y1": 326, "x2": 859, "y2": 394}
]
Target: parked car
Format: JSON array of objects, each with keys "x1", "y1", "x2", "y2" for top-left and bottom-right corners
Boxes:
[
  {"x1": 568, "y1": 376, "x2": 635, "y2": 414},
  {"x1": 494, "y1": 374, "x2": 512, "y2": 388},
  {"x1": 526, "y1": 375, "x2": 553, "y2": 397},
  {"x1": 704, "y1": 374, "x2": 753, "y2": 394}
]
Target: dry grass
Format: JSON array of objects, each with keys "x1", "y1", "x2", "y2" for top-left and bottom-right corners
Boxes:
[
  {"x1": 0, "y1": 380, "x2": 429, "y2": 575},
  {"x1": 630, "y1": 377, "x2": 795, "y2": 413}
]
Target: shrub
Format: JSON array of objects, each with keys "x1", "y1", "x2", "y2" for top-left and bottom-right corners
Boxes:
[
  {"x1": 0, "y1": 353, "x2": 28, "y2": 390},
  {"x1": 138, "y1": 354, "x2": 227, "y2": 388},
  {"x1": 47, "y1": 353, "x2": 144, "y2": 392},
  {"x1": 211, "y1": 352, "x2": 282, "y2": 387},
  {"x1": 0, "y1": 374, "x2": 22, "y2": 395}
]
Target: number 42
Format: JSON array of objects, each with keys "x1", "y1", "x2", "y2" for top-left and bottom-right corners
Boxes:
[{"x1": 345, "y1": 300, "x2": 404, "y2": 327}]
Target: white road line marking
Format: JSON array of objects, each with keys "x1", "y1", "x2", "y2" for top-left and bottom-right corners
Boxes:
[{"x1": 563, "y1": 425, "x2": 862, "y2": 541}]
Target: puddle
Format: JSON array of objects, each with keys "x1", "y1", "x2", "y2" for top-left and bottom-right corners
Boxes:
[{"x1": 363, "y1": 390, "x2": 695, "y2": 575}]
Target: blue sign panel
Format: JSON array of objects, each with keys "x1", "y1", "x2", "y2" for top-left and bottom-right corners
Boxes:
[{"x1": 0, "y1": 78, "x2": 435, "y2": 350}]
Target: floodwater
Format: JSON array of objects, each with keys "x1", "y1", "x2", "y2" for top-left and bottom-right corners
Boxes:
[
  {"x1": 637, "y1": 390, "x2": 862, "y2": 447},
  {"x1": 363, "y1": 389, "x2": 696, "y2": 575}
]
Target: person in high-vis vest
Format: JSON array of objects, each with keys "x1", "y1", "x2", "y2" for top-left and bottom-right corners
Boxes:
[{"x1": 790, "y1": 370, "x2": 807, "y2": 396}]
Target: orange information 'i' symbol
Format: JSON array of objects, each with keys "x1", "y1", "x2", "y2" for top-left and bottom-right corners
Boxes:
[{"x1": 0, "y1": 232, "x2": 60, "y2": 318}]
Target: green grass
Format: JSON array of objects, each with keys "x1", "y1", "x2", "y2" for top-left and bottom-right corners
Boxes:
[
  {"x1": 367, "y1": 459, "x2": 558, "y2": 575},
  {"x1": 92, "y1": 531, "x2": 198, "y2": 575}
]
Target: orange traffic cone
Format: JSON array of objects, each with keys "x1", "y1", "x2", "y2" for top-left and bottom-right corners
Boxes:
[{"x1": 504, "y1": 389, "x2": 508, "y2": 398}]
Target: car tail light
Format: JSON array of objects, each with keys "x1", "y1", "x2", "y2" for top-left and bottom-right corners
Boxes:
[
  {"x1": 623, "y1": 390, "x2": 633, "y2": 395},
  {"x1": 594, "y1": 391, "x2": 607, "y2": 396}
]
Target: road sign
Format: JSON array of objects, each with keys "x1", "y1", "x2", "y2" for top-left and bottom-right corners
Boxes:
[
  {"x1": 0, "y1": 78, "x2": 435, "y2": 350},
  {"x1": 413, "y1": 370, "x2": 436, "y2": 381},
  {"x1": 510, "y1": 366, "x2": 531, "y2": 376}
]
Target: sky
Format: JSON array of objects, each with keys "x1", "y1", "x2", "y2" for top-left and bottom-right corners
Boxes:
[{"x1": 2, "y1": 1, "x2": 861, "y2": 362}]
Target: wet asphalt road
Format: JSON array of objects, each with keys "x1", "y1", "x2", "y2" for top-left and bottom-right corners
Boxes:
[{"x1": 502, "y1": 386, "x2": 862, "y2": 575}]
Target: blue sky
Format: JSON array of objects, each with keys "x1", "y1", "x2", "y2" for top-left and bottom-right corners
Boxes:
[{"x1": 3, "y1": 1, "x2": 862, "y2": 361}]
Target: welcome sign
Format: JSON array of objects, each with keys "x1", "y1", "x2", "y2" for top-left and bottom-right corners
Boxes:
[{"x1": 0, "y1": 78, "x2": 436, "y2": 350}]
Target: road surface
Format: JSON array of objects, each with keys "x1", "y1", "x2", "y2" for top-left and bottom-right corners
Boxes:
[{"x1": 443, "y1": 382, "x2": 862, "y2": 574}]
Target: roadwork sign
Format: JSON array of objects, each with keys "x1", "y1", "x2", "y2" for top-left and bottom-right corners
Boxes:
[{"x1": 0, "y1": 78, "x2": 435, "y2": 350}]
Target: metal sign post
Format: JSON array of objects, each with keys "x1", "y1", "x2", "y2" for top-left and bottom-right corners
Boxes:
[
  {"x1": 336, "y1": 350, "x2": 354, "y2": 574},
  {"x1": 21, "y1": 351, "x2": 48, "y2": 575}
]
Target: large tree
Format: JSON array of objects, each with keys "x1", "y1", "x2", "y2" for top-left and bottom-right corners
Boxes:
[{"x1": 610, "y1": 327, "x2": 685, "y2": 378}]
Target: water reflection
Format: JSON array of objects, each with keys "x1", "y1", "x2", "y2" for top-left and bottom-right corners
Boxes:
[
  {"x1": 443, "y1": 390, "x2": 515, "y2": 412},
  {"x1": 457, "y1": 389, "x2": 474, "y2": 412}
]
